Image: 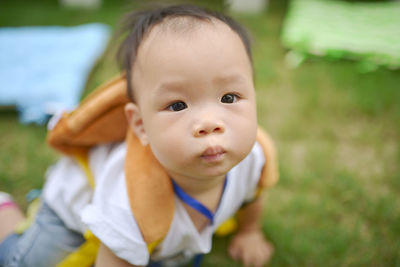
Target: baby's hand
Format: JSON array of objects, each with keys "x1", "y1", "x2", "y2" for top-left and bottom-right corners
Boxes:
[{"x1": 228, "y1": 230, "x2": 274, "y2": 267}]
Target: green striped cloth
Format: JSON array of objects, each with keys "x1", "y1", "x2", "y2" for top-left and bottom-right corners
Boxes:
[{"x1": 281, "y1": 0, "x2": 400, "y2": 70}]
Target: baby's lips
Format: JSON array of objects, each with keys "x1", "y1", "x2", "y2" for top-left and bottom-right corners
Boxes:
[{"x1": 202, "y1": 145, "x2": 225, "y2": 157}]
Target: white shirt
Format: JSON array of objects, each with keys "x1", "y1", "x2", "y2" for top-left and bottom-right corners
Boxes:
[{"x1": 43, "y1": 141, "x2": 265, "y2": 266}]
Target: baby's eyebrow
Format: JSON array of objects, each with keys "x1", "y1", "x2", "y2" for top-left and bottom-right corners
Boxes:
[
  {"x1": 152, "y1": 73, "x2": 249, "y2": 97},
  {"x1": 153, "y1": 80, "x2": 186, "y2": 95},
  {"x1": 212, "y1": 73, "x2": 248, "y2": 85}
]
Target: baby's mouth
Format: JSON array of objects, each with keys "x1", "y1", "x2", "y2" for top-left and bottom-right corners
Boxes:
[{"x1": 201, "y1": 146, "x2": 226, "y2": 163}]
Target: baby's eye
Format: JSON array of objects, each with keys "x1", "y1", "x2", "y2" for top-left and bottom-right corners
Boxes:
[
  {"x1": 167, "y1": 101, "x2": 187, "y2": 111},
  {"x1": 221, "y1": 93, "x2": 238, "y2": 104}
]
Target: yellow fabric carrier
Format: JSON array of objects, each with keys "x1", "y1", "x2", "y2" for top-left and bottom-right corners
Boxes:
[
  {"x1": 46, "y1": 73, "x2": 279, "y2": 266},
  {"x1": 14, "y1": 198, "x2": 41, "y2": 235}
]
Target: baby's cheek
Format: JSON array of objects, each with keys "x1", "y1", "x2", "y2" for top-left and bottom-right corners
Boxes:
[
  {"x1": 234, "y1": 126, "x2": 257, "y2": 158},
  {"x1": 150, "y1": 136, "x2": 186, "y2": 165}
]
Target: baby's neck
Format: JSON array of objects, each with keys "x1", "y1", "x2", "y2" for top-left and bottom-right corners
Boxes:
[
  {"x1": 171, "y1": 174, "x2": 227, "y2": 232},
  {"x1": 170, "y1": 173, "x2": 227, "y2": 198}
]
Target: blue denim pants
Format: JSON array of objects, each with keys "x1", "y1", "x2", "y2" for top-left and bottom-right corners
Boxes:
[{"x1": 0, "y1": 201, "x2": 85, "y2": 267}]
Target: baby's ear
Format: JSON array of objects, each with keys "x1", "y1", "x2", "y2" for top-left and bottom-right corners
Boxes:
[{"x1": 125, "y1": 103, "x2": 149, "y2": 146}]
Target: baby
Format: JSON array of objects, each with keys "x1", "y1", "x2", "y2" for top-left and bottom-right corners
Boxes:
[{"x1": 0, "y1": 4, "x2": 277, "y2": 267}]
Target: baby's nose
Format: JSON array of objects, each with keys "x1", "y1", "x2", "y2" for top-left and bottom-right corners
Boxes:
[{"x1": 193, "y1": 119, "x2": 225, "y2": 137}]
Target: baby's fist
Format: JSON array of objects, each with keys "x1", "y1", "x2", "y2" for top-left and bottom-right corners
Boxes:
[{"x1": 228, "y1": 230, "x2": 274, "y2": 267}]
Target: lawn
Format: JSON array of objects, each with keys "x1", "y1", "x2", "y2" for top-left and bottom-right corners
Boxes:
[{"x1": 1, "y1": 0, "x2": 399, "y2": 266}]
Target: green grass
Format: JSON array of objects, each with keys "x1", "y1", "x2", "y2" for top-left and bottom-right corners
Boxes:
[{"x1": 1, "y1": 0, "x2": 399, "y2": 266}]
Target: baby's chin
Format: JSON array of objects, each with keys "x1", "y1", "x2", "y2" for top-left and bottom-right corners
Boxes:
[
  {"x1": 159, "y1": 147, "x2": 252, "y2": 180},
  {"x1": 196, "y1": 159, "x2": 242, "y2": 178},
  {"x1": 167, "y1": 163, "x2": 232, "y2": 181}
]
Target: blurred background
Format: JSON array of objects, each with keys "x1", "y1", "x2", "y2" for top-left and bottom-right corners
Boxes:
[{"x1": 0, "y1": 0, "x2": 399, "y2": 266}]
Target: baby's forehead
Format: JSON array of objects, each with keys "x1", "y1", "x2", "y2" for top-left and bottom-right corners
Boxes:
[{"x1": 141, "y1": 17, "x2": 232, "y2": 49}]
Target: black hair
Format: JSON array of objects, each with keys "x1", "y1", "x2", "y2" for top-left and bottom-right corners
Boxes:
[{"x1": 117, "y1": 4, "x2": 253, "y2": 102}]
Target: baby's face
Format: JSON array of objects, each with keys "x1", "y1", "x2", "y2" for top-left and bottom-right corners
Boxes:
[{"x1": 126, "y1": 20, "x2": 257, "y2": 182}]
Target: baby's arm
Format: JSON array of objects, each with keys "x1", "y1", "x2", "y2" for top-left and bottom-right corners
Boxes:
[
  {"x1": 228, "y1": 194, "x2": 274, "y2": 267},
  {"x1": 96, "y1": 243, "x2": 140, "y2": 267}
]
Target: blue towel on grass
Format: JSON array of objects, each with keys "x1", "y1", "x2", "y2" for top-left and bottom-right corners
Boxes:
[{"x1": 0, "y1": 23, "x2": 110, "y2": 124}]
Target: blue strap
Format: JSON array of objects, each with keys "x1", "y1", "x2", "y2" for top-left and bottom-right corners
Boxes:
[
  {"x1": 171, "y1": 177, "x2": 227, "y2": 225},
  {"x1": 193, "y1": 254, "x2": 204, "y2": 267}
]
